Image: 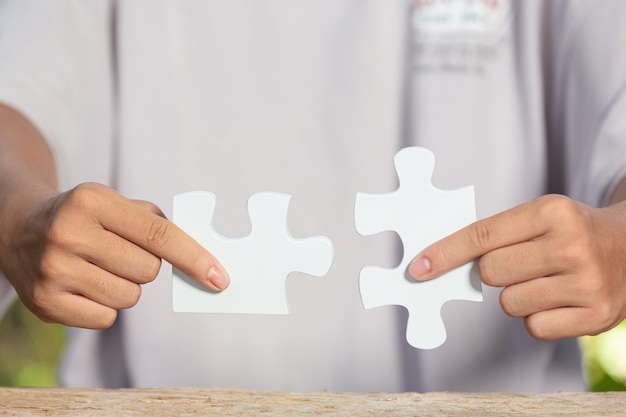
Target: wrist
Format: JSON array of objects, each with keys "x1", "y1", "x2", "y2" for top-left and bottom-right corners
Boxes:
[{"x1": 0, "y1": 184, "x2": 57, "y2": 274}]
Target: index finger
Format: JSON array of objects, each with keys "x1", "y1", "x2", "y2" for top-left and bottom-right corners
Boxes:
[
  {"x1": 408, "y1": 198, "x2": 548, "y2": 281},
  {"x1": 98, "y1": 194, "x2": 230, "y2": 291}
]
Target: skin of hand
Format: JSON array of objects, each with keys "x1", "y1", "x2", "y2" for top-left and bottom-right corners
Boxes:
[
  {"x1": 0, "y1": 105, "x2": 229, "y2": 329},
  {"x1": 409, "y1": 189, "x2": 626, "y2": 341}
]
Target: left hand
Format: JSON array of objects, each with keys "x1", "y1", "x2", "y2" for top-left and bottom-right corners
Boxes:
[{"x1": 408, "y1": 194, "x2": 626, "y2": 340}]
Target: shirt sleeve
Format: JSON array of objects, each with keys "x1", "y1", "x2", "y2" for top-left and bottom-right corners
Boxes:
[{"x1": 546, "y1": 0, "x2": 626, "y2": 207}]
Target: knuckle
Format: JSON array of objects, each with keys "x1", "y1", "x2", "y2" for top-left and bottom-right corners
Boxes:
[
  {"x1": 579, "y1": 270, "x2": 607, "y2": 298},
  {"x1": 92, "y1": 275, "x2": 114, "y2": 297},
  {"x1": 45, "y1": 184, "x2": 108, "y2": 248},
  {"x1": 135, "y1": 199, "x2": 165, "y2": 218},
  {"x1": 536, "y1": 194, "x2": 568, "y2": 212},
  {"x1": 524, "y1": 316, "x2": 553, "y2": 341},
  {"x1": 538, "y1": 194, "x2": 585, "y2": 224},
  {"x1": 91, "y1": 310, "x2": 118, "y2": 330},
  {"x1": 477, "y1": 256, "x2": 498, "y2": 286},
  {"x1": 115, "y1": 284, "x2": 142, "y2": 310},
  {"x1": 38, "y1": 251, "x2": 62, "y2": 280},
  {"x1": 35, "y1": 251, "x2": 69, "y2": 289},
  {"x1": 555, "y1": 237, "x2": 594, "y2": 266},
  {"x1": 145, "y1": 217, "x2": 171, "y2": 249},
  {"x1": 66, "y1": 182, "x2": 108, "y2": 212},
  {"x1": 138, "y1": 256, "x2": 162, "y2": 283},
  {"x1": 499, "y1": 288, "x2": 519, "y2": 317},
  {"x1": 124, "y1": 285, "x2": 142, "y2": 308},
  {"x1": 590, "y1": 303, "x2": 618, "y2": 334},
  {"x1": 45, "y1": 217, "x2": 79, "y2": 250},
  {"x1": 468, "y1": 222, "x2": 492, "y2": 252},
  {"x1": 29, "y1": 285, "x2": 53, "y2": 315},
  {"x1": 559, "y1": 239, "x2": 590, "y2": 265}
]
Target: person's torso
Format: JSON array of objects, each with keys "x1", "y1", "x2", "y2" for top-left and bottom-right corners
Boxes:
[{"x1": 61, "y1": 0, "x2": 584, "y2": 392}]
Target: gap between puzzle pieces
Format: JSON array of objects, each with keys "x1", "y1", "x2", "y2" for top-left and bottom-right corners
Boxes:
[
  {"x1": 355, "y1": 146, "x2": 483, "y2": 350},
  {"x1": 172, "y1": 146, "x2": 481, "y2": 350},
  {"x1": 172, "y1": 191, "x2": 334, "y2": 315}
]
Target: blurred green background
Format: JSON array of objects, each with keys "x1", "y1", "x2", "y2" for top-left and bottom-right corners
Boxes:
[
  {"x1": 0, "y1": 298, "x2": 625, "y2": 390},
  {"x1": 0, "y1": 301, "x2": 64, "y2": 386}
]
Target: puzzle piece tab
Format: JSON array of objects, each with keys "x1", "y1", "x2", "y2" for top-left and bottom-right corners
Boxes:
[
  {"x1": 355, "y1": 147, "x2": 482, "y2": 349},
  {"x1": 172, "y1": 191, "x2": 334, "y2": 314}
]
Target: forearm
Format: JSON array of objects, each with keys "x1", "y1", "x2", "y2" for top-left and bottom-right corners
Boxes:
[
  {"x1": 609, "y1": 176, "x2": 626, "y2": 205},
  {"x1": 0, "y1": 104, "x2": 57, "y2": 205},
  {"x1": 0, "y1": 104, "x2": 58, "y2": 269}
]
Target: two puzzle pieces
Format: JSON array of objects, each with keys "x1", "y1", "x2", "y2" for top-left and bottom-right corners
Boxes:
[{"x1": 172, "y1": 147, "x2": 482, "y2": 349}]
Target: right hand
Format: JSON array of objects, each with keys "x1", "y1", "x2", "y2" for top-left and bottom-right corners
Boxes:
[{"x1": 0, "y1": 182, "x2": 229, "y2": 329}]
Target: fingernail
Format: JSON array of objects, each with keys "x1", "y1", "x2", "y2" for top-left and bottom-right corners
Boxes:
[
  {"x1": 409, "y1": 256, "x2": 431, "y2": 280},
  {"x1": 207, "y1": 267, "x2": 230, "y2": 290}
]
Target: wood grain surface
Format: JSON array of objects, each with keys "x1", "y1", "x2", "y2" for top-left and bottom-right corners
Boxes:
[{"x1": 0, "y1": 388, "x2": 623, "y2": 416}]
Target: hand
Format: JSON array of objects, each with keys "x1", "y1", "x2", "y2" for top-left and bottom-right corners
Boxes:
[
  {"x1": 0, "y1": 182, "x2": 229, "y2": 329},
  {"x1": 408, "y1": 194, "x2": 626, "y2": 340}
]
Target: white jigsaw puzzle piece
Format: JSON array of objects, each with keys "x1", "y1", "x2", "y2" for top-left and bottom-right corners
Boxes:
[
  {"x1": 172, "y1": 191, "x2": 334, "y2": 314},
  {"x1": 355, "y1": 147, "x2": 483, "y2": 349}
]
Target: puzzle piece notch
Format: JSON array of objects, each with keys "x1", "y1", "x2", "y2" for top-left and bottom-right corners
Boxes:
[
  {"x1": 355, "y1": 146, "x2": 482, "y2": 349},
  {"x1": 173, "y1": 191, "x2": 334, "y2": 314}
]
